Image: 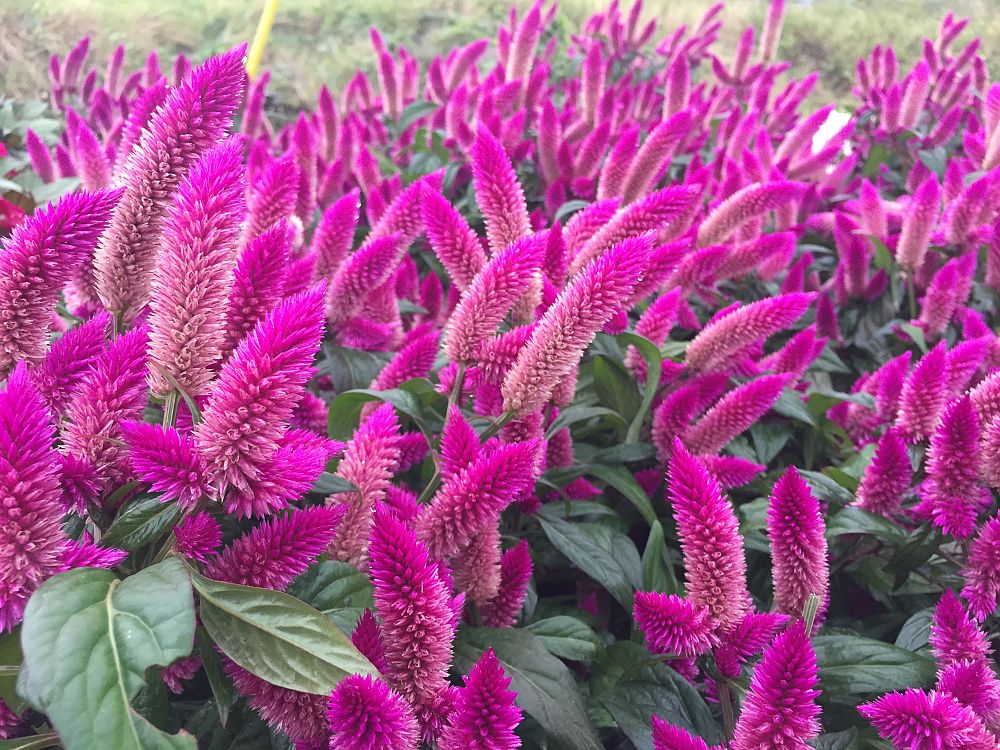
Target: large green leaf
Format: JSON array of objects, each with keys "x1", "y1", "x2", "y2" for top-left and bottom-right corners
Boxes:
[
  {"x1": 813, "y1": 635, "x2": 936, "y2": 699},
  {"x1": 525, "y1": 617, "x2": 603, "y2": 662},
  {"x1": 18, "y1": 558, "x2": 196, "y2": 750},
  {"x1": 287, "y1": 560, "x2": 374, "y2": 633},
  {"x1": 454, "y1": 627, "x2": 602, "y2": 750},
  {"x1": 591, "y1": 355, "x2": 641, "y2": 424},
  {"x1": 537, "y1": 508, "x2": 642, "y2": 609},
  {"x1": 617, "y1": 332, "x2": 662, "y2": 443},
  {"x1": 592, "y1": 641, "x2": 722, "y2": 749},
  {"x1": 0, "y1": 735, "x2": 61, "y2": 750},
  {"x1": 326, "y1": 387, "x2": 425, "y2": 440},
  {"x1": 826, "y1": 506, "x2": 907, "y2": 544},
  {"x1": 191, "y1": 570, "x2": 376, "y2": 695},
  {"x1": 317, "y1": 345, "x2": 392, "y2": 393},
  {"x1": 102, "y1": 495, "x2": 182, "y2": 551},
  {"x1": 586, "y1": 462, "x2": 657, "y2": 525}
]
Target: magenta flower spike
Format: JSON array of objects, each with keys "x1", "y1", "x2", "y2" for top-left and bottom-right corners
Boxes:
[
  {"x1": 310, "y1": 189, "x2": 360, "y2": 281},
  {"x1": 0, "y1": 189, "x2": 119, "y2": 377},
  {"x1": 919, "y1": 257, "x2": 962, "y2": 339},
  {"x1": 30, "y1": 312, "x2": 108, "y2": 413},
  {"x1": 368, "y1": 508, "x2": 456, "y2": 734},
  {"x1": 652, "y1": 718, "x2": 719, "y2": 750},
  {"x1": 761, "y1": 324, "x2": 826, "y2": 381},
  {"x1": 63, "y1": 326, "x2": 149, "y2": 492},
  {"x1": 858, "y1": 179, "x2": 888, "y2": 239},
  {"x1": 569, "y1": 185, "x2": 701, "y2": 275},
  {"x1": 971, "y1": 371, "x2": 1000, "y2": 426},
  {"x1": 760, "y1": 0, "x2": 786, "y2": 61},
  {"x1": 620, "y1": 110, "x2": 692, "y2": 204},
  {"x1": 963, "y1": 515, "x2": 1000, "y2": 620},
  {"x1": 415, "y1": 438, "x2": 539, "y2": 559},
  {"x1": 114, "y1": 80, "x2": 169, "y2": 174},
  {"x1": 0, "y1": 365, "x2": 67, "y2": 631},
  {"x1": 224, "y1": 662, "x2": 328, "y2": 746},
  {"x1": 222, "y1": 222, "x2": 294, "y2": 357},
  {"x1": 684, "y1": 293, "x2": 814, "y2": 373},
  {"x1": 916, "y1": 396, "x2": 981, "y2": 538},
  {"x1": 895, "y1": 175, "x2": 941, "y2": 272},
  {"x1": 896, "y1": 342, "x2": 948, "y2": 442},
  {"x1": 443, "y1": 234, "x2": 544, "y2": 363},
  {"x1": 854, "y1": 428, "x2": 911, "y2": 517},
  {"x1": 24, "y1": 129, "x2": 55, "y2": 184},
  {"x1": 205, "y1": 506, "x2": 342, "y2": 589},
  {"x1": 174, "y1": 513, "x2": 221, "y2": 563},
  {"x1": 471, "y1": 125, "x2": 531, "y2": 255},
  {"x1": 242, "y1": 156, "x2": 299, "y2": 244},
  {"x1": 662, "y1": 54, "x2": 691, "y2": 119},
  {"x1": 421, "y1": 188, "x2": 488, "y2": 292},
  {"x1": 730, "y1": 622, "x2": 821, "y2": 750},
  {"x1": 696, "y1": 181, "x2": 808, "y2": 247},
  {"x1": 860, "y1": 689, "x2": 995, "y2": 750},
  {"x1": 667, "y1": 441, "x2": 748, "y2": 630},
  {"x1": 598, "y1": 129, "x2": 640, "y2": 201},
  {"x1": 120, "y1": 421, "x2": 206, "y2": 508},
  {"x1": 291, "y1": 112, "x2": 318, "y2": 225},
  {"x1": 684, "y1": 374, "x2": 792, "y2": 456},
  {"x1": 367, "y1": 172, "x2": 443, "y2": 247},
  {"x1": 147, "y1": 139, "x2": 245, "y2": 398},
  {"x1": 481, "y1": 540, "x2": 533, "y2": 627},
  {"x1": 439, "y1": 406, "x2": 481, "y2": 481},
  {"x1": 65, "y1": 108, "x2": 111, "y2": 190},
  {"x1": 900, "y1": 61, "x2": 931, "y2": 129},
  {"x1": 452, "y1": 524, "x2": 503, "y2": 605},
  {"x1": 936, "y1": 659, "x2": 1000, "y2": 735},
  {"x1": 768, "y1": 466, "x2": 829, "y2": 622},
  {"x1": 505, "y1": 3, "x2": 541, "y2": 83},
  {"x1": 326, "y1": 234, "x2": 404, "y2": 327},
  {"x1": 929, "y1": 590, "x2": 992, "y2": 668},
  {"x1": 371, "y1": 331, "x2": 440, "y2": 390},
  {"x1": 94, "y1": 45, "x2": 247, "y2": 321},
  {"x1": 327, "y1": 675, "x2": 419, "y2": 750},
  {"x1": 502, "y1": 236, "x2": 650, "y2": 416},
  {"x1": 438, "y1": 649, "x2": 522, "y2": 750},
  {"x1": 633, "y1": 592, "x2": 720, "y2": 657},
  {"x1": 328, "y1": 402, "x2": 402, "y2": 567},
  {"x1": 195, "y1": 284, "x2": 326, "y2": 500}
]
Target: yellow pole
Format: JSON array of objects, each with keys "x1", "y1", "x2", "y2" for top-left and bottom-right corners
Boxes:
[{"x1": 246, "y1": 0, "x2": 280, "y2": 79}]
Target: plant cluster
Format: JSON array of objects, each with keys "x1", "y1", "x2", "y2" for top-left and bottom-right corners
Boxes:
[{"x1": 1, "y1": 1, "x2": 1000, "y2": 749}]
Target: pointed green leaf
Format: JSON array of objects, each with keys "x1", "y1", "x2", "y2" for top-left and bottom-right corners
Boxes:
[{"x1": 18, "y1": 559, "x2": 196, "y2": 750}]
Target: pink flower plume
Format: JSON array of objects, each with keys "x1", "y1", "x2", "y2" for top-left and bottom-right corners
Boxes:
[
  {"x1": 421, "y1": 188, "x2": 487, "y2": 292},
  {"x1": 667, "y1": 441, "x2": 748, "y2": 630},
  {"x1": 963, "y1": 515, "x2": 1000, "y2": 620},
  {"x1": 0, "y1": 189, "x2": 119, "y2": 377},
  {"x1": 696, "y1": 181, "x2": 807, "y2": 247},
  {"x1": 684, "y1": 374, "x2": 791, "y2": 456},
  {"x1": 634, "y1": 592, "x2": 720, "y2": 657},
  {"x1": 854, "y1": 428, "x2": 910, "y2": 517},
  {"x1": 768, "y1": 466, "x2": 829, "y2": 621},
  {"x1": 0, "y1": 365, "x2": 67, "y2": 631},
  {"x1": 502, "y1": 236, "x2": 651, "y2": 415},
  {"x1": 438, "y1": 649, "x2": 522, "y2": 750},
  {"x1": 471, "y1": 126, "x2": 531, "y2": 255},
  {"x1": 120, "y1": 421, "x2": 206, "y2": 508},
  {"x1": 327, "y1": 675, "x2": 419, "y2": 750},
  {"x1": 481, "y1": 540, "x2": 533, "y2": 628},
  {"x1": 147, "y1": 139, "x2": 245, "y2": 398}
]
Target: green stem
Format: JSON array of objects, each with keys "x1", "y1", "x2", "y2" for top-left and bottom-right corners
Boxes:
[
  {"x1": 151, "y1": 533, "x2": 177, "y2": 565},
  {"x1": 905, "y1": 272, "x2": 917, "y2": 321},
  {"x1": 163, "y1": 391, "x2": 179, "y2": 426},
  {"x1": 469, "y1": 602, "x2": 483, "y2": 628},
  {"x1": 480, "y1": 411, "x2": 516, "y2": 442},
  {"x1": 111, "y1": 311, "x2": 123, "y2": 340},
  {"x1": 718, "y1": 680, "x2": 736, "y2": 742},
  {"x1": 802, "y1": 593, "x2": 821, "y2": 635}
]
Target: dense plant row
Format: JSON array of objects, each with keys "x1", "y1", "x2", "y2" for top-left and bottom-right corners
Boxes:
[{"x1": 1, "y1": 1, "x2": 1000, "y2": 748}]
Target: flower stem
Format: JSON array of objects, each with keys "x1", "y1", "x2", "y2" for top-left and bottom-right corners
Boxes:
[
  {"x1": 718, "y1": 679, "x2": 736, "y2": 741},
  {"x1": 163, "y1": 391, "x2": 179, "y2": 426}
]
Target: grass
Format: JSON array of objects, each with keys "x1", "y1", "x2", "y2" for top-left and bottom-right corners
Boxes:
[{"x1": 2, "y1": 0, "x2": 998, "y2": 110}]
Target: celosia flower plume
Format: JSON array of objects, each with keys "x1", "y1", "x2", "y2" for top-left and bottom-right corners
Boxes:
[
  {"x1": 470, "y1": 126, "x2": 531, "y2": 255},
  {"x1": 667, "y1": 441, "x2": 748, "y2": 630},
  {"x1": 327, "y1": 675, "x2": 419, "y2": 750},
  {"x1": 438, "y1": 649, "x2": 522, "y2": 750}
]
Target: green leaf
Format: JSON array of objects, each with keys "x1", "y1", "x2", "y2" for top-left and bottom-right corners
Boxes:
[
  {"x1": 0, "y1": 629, "x2": 21, "y2": 710},
  {"x1": 397, "y1": 100, "x2": 439, "y2": 130},
  {"x1": 326, "y1": 387, "x2": 422, "y2": 440},
  {"x1": 537, "y1": 508, "x2": 642, "y2": 609},
  {"x1": 318, "y1": 345, "x2": 392, "y2": 393},
  {"x1": 897, "y1": 321, "x2": 928, "y2": 353},
  {"x1": 309, "y1": 472, "x2": 359, "y2": 496},
  {"x1": 191, "y1": 569, "x2": 376, "y2": 695},
  {"x1": 586, "y1": 463, "x2": 657, "y2": 526},
  {"x1": 591, "y1": 355, "x2": 641, "y2": 424},
  {"x1": 641, "y1": 521, "x2": 679, "y2": 595},
  {"x1": 772, "y1": 388, "x2": 816, "y2": 425},
  {"x1": 813, "y1": 634, "x2": 936, "y2": 699},
  {"x1": 525, "y1": 617, "x2": 603, "y2": 662},
  {"x1": 750, "y1": 421, "x2": 792, "y2": 465},
  {"x1": 0, "y1": 734, "x2": 62, "y2": 750},
  {"x1": 18, "y1": 558, "x2": 196, "y2": 750},
  {"x1": 102, "y1": 496, "x2": 182, "y2": 551},
  {"x1": 592, "y1": 641, "x2": 722, "y2": 748},
  {"x1": 287, "y1": 560, "x2": 374, "y2": 633},
  {"x1": 197, "y1": 629, "x2": 237, "y2": 727},
  {"x1": 895, "y1": 609, "x2": 934, "y2": 651},
  {"x1": 809, "y1": 728, "x2": 858, "y2": 750},
  {"x1": 31, "y1": 177, "x2": 81, "y2": 204},
  {"x1": 454, "y1": 627, "x2": 602, "y2": 750},
  {"x1": 546, "y1": 405, "x2": 626, "y2": 436},
  {"x1": 617, "y1": 333, "x2": 662, "y2": 443},
  {"x1": 553, "y1": 199, "x2": 591, "y2": 222},
  {"x1": 800, "y1": 470, "x2": 857, "y2": 507},
  {"x1": 827, "y1": 506, "x2": 908, "y2": 544}
]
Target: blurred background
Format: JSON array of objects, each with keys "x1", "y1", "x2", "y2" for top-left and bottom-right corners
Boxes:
[{"x1": 2, "y1": 0, "x2": 998, "y2": 109}]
